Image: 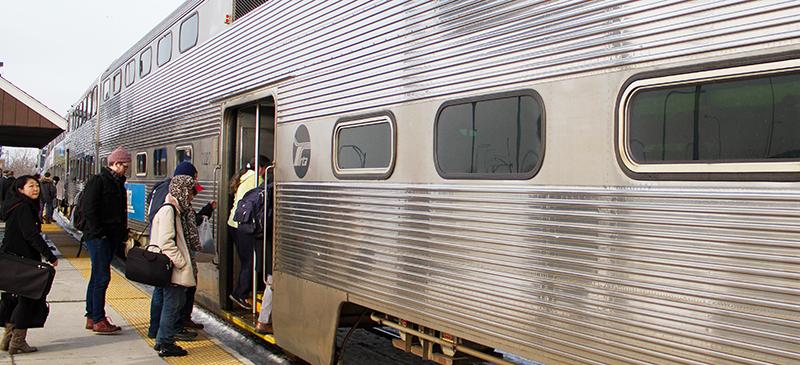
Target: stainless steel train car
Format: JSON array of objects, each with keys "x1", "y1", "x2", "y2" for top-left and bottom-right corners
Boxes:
[{"x1": 45, "y1": 1, "x2": 800, "y2": 364}]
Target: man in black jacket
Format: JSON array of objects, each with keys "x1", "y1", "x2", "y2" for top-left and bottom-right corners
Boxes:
[{"x1": 83, "y1": 147, "x2": 130, "y2": 334}]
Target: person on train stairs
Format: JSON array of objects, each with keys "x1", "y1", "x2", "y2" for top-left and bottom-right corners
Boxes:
[{"x1": 228, "y1": 155, "x2": 269, "y2": 310}]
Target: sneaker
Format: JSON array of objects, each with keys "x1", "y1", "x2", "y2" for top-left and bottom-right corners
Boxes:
[
  {"x1": 255, "y1": 322, "x2": 273, "y2": 334},
  {"x1": 229, "y1": 294, "x2": 252, "y2": 310},
  {"x1": 92, "y1": 319, "x2": 121, "y2": 334},
  {"x1": 174, "y1": 328, "x2": 198, "y2": 341},
  {"x1": 158, "y1": 343, "x2": 187, "y2": 357},
  {"x1": 183, "y1": 318, "x2": 204, "y2": 329},
  {"x1": 88, "y1": 317, "x2": 121, "y2": 331}
]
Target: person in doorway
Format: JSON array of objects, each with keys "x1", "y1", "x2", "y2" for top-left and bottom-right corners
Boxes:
[
  {"x1": 254, "y1": 175, "x2": 274, "y2": 334},
  {"x1": 0, "y1": 176, "x2": 58, "y2": 354},
  {"x1": 227, "y1": 155, "x2": 269, "y2": 310},
  {"x1": 38, "y1": 173, "x2": 56, "y2": 224},
  {"x1": 149, "y1": 175, "x2": 196, "y2": 357},
  {"x1": 82, "y1": 147, "x2": 130, "y2": 334}
]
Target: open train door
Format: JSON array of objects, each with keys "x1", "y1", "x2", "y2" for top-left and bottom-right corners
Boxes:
[{"x1": 218, "y1": 96, "x2": 276, "y2": 338}]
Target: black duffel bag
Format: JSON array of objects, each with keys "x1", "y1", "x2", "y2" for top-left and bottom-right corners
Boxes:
[
  {"x1": 125, "y1": 245, "x2": 172, "y2": 287},
  {"x1": 0, "y1": 253, "x2": 56, "y2": 300}
]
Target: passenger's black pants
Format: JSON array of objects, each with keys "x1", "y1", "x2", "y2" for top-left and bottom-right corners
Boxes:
[{"x1": 232, "y1": 229, "x2": 255, "y2": 300}]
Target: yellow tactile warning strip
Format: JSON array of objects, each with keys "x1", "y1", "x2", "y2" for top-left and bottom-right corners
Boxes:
[{"x1": 43, "y1": 223, "x2": 247, "y2": 365}]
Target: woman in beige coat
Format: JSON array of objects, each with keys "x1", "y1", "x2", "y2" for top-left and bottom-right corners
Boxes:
[{"x1": 148, "y1": 175, "x2": 196, "y2": 357}]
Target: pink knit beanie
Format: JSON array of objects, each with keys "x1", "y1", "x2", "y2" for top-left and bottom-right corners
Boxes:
[{"x1": 108, "y1": 146, "x2": 132, "y2": 164}]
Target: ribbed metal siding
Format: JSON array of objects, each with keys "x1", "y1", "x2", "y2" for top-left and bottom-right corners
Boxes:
[
  {"x1": 90, "y1": 0, "x2": 800, "y2": 149},
  {"x1": 275, "y1": 182, "x2": 800, "y2": 365}
]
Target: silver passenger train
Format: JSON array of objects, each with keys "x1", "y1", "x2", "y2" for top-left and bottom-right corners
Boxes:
[{"x1": 43, "y1": 1, "x2": 800, "y2": 364}]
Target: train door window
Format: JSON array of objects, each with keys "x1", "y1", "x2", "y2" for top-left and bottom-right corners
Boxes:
[
  {"x1": 125, "y1": 59, "x2": 136, "y2": 87},
  {"x1": 333, "y1": 113, "x2": 395, "y2": 178},
  {"x1": 154, "y1": 148, "x2": 168, "y2": 176},
  {"x1": 157, "y1": 32, "x2": 173, "y2": 66},
  {"x1": 103, "y1": 79, "x2": 111, "y2": 101},
  {"x1": 176, "y1": 146, "x2": 192, "y2": 164},
  {"x1": 620, "y1": 60, "x2": 800, "y2": 178},
  {"x1": 140, "y1": 47, "x2": 152, "y2": 78},
  {"x1": 435, "y1": 90, "x2": 544, "y2": 179},
  {"x1": 112, "y1": 70, "x2": 122, "y2": 95},
  {"x1": 136, "y1": 153, "x2": 147, "y2": 176},
  {"x1": 179, "y1": 12, "x2": 198, "y2": 53}
]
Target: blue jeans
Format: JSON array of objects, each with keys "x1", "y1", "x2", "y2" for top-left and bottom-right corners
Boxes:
[
  {"x1": 155, "y1": 285, "x2": 186, "y2": 346},
  {"x1": 148, "y1": 287, "x2": 187, "y2": 337},
  {"x1": 85, "y1": 238, "x2": 115, "y2": 322}
]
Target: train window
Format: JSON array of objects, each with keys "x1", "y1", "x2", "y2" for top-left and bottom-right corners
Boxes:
[
  {"x1": 157, "y1": 32, "x2": 172, "y2": 66},
  {"x1": 136, "y1": 153, "x2": 147, "y2": 176},
  {"x1": 112, "y1": 71, "x2": 122, "y2": 95},
  {"x1": 91, "y1": 86, "x2": 97, "y2": 116},
  {"x1": 333, "y1": 113, "x2": 395, "y2": 178},
  {"x1": 103, "y1": 79, "x2": 111, "y2": 101},
  {"x1": 176, "y1": 146, "x2": 192, "y2": 164},
  {"x1": 125, "y1": 59, "x2": 136, "y2": 87},
  {"x1": 179, "y1": 12, "x2": 198, "y2": 53},
  {"x1": 620, "y1": 60, "x2": 800, "y2": 177},
  {"x1": 100, "y1": 157, "x2": 107, "y2": 170},
  {"x1": 435, "y1": 91, "x2": 544, "y2": 179},
  {"x1": 140, "y1": 47, "x2": 152, "y2": 78},
  {"x1": 154, "y1": 148, "x2": 168, "y2": 176}
]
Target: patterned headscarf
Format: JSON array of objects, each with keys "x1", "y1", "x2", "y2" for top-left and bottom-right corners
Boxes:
[{"x1": 168, "y1": 175, "x2": 200, "y2": 251}]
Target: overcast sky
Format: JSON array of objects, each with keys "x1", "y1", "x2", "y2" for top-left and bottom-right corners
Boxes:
[
  {"x1": 0, "y1": 0, "x2": 185, "y2": 115},
  {"x1": 0, "y1": 0, "x2": 185, "y2": 157}
]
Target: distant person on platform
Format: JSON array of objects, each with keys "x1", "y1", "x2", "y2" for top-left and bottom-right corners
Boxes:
[
  {"x1": 0, "y1": 170, "x2": 12, "y2": 212},
  {"x1": 54, "y1": 176, "x2": 64, "y2": 214},
  {"x1": 38, "y1": 173, "x2": 56, "y2": 224},
  {"x1": 82, "y1": 147, "x2": 130, "y2": 334}
]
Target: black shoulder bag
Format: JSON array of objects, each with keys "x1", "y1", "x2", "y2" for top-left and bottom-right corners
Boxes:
[
  {"x1": 0, "y1": 202, "x2": 57, "y2": 300},
  {"x1": 124, "y1": 204, "x2": 177, "y2": 287}
]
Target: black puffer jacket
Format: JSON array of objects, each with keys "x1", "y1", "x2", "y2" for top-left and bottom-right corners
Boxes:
[
  {"x1": 0, "y1": 194, "x2": 57, "y2": 263},
  {"x1": 82, "y1": 167, "x2": 128, "y2": 243}
]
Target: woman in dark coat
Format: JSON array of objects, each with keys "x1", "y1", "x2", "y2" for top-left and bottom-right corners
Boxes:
[{"x1": 0, "y1": 175, "x2": 58, "y2": 354}]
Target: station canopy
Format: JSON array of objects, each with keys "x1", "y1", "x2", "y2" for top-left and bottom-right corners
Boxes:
[{"x1": 0, "y1": 76, "x2": 66, "y2": 148}]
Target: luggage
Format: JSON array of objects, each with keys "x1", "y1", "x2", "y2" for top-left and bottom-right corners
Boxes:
[
  {"x1": 0, "y1": 253, "x2": 56, "y2": 300},
  {"x1": 125, "y1": 245, "x2": 173, "y2": 287}
]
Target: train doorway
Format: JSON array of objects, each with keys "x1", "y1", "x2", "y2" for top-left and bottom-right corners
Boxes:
[{"x1": 219, "y1": 97, "x2": 275, "y2": 334}]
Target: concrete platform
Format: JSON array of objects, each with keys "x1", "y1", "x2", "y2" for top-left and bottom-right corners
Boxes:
[{"x1": 0, "y1": 221, "x2": 253, "y2": 365}]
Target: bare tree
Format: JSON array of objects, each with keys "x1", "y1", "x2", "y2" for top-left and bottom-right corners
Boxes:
[{"x1": 4, "y1": 148, "x2": 39, "y2": 176}]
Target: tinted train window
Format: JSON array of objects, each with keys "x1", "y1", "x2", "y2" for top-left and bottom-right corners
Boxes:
[
  {"x1": 157, "y1": 32, "x2": 172, "y2": 66},
  {"x1": 140, "y1": 47, "x2": 152, "y2": 78},
  {"x1": 112, "y1": 71, "x2": 122, "y2": 94},
  {"x1": 136, "y1": 153, "x2": 147, "y2": 176},
  {"x1": 154, "y1": 148, "x2": 168, "y2": 176},
  {"x1": 334, "y1": 114, "x2": 395, "y2": 178},
  {"x1": 179, "y1": 12, "x2": 198, "y2": 53},
  {"x1": 436, "y1": 91, "x2": 544, "y2": 179},
  {"x1": 629, "y1": 72, "x2": 800, "y2": 163},
  {"x1": 125, "y1": 60, "x2": 136, "y2": 86}
]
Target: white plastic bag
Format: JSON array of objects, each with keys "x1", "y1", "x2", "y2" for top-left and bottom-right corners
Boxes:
[{"x1": 198, "y1": 216, "x2": 215, "y2": 253}]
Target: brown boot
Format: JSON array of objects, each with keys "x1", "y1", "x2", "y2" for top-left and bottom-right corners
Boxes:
[
  {"x1": 8, "y1": 329, "x2": 37, "y2": 354},
  {"x1": 1, "y1": 324, "x2": 12, "y2": 351}
]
